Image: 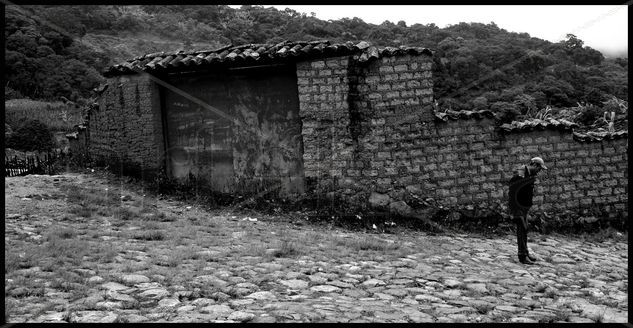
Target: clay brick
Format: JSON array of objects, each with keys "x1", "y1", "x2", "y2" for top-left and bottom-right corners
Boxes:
[
  {"x1": 377, "y1": 84, "x2": 391, "y2": 91},
  {"x1": 394, "y1": 64, "x2": 408, "y2": 72},
  {"x1": 319, "y1": 69, "x2": 332, "y2": 76},
  {"x1": 400, "y1": 72, "x2": 414, "y2": 79},
  {"x1": 311, "y1": 60, "x2": 326, "y2": 69},
  {"x1": 379, "y1": 66, "x2": 394, "y2": 73}
]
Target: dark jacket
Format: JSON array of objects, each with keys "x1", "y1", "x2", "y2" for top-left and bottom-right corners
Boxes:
[{"x1": 508, "y1": 165, "x2": 536, "y2": 213}]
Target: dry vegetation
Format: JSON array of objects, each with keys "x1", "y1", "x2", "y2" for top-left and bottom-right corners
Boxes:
[{"x1": 5, "y1": 99, "x2": 84, "y2": 133}]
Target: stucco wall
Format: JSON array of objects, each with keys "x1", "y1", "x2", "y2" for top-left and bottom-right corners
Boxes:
[{"x1": 90, "y1": 74, "x2": 164, "y2": 173}]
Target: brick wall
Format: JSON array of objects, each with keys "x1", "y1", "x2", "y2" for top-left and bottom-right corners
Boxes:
[
  {"x1": 296, "y1": 54, "x2": 628, "y2": 217},
  {"x1": 297, "y1": 56, "x2": 356, "y2": 192},
  {"x1": 90, "y1": 74, "x2": 164, "y2": 174},
  {"x1": 92, "y1": 53, "x2": 627, "y2": 218},
  {"x1": 297, "y1": 53, "x2": 434, "y2": 203},
  {"x1": 416, "y1": 119, "x2": 629, "y2": 217}
]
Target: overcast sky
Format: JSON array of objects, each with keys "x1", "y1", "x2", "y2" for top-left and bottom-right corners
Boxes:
[{"x1": 237, "y1": 5, "x2": 628, "y2": 57}]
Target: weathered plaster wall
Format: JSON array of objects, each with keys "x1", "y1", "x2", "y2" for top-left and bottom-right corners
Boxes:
[
  {"x1": 163, "y1": 66, "x2": 305, "y2": 196},
  {"x1": 90, "y1": 74, "x2": 164, "y2": 174}
]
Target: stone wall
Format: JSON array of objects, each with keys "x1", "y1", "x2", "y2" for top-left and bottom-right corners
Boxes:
[{"x1": 90, "y1": 74, "x2": 164, "y2": 175}]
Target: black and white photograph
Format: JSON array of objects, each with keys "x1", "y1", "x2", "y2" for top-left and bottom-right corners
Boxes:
[{"x1": 4, "y1": 4, "x2": 628, "y2": 323}]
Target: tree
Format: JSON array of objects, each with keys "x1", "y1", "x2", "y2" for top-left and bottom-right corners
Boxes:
[
  {"x1": 563, "y1": 34, "x2": 583, "y2": 49},
  {"x1": 221, "y1": 10, "x2": 254, "y2": 44}
]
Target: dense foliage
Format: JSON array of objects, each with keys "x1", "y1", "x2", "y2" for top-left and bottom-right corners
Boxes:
[
  {"x1": 4, "y1": 5, "x2": 628, "y2": 129},
  {"x1": 5, "y1": 119, "x2": 56, "y2": 152}
]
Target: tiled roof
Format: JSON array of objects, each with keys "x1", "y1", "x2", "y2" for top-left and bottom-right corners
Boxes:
[
  {"x1": 427, "y1": 110, "x2": 628, "y2": 143},
  {"x1": 103, "y1": 40, "x2": 433, "y2": 77},
  {"x1": 499, "y1": 118, "x2": 578, "y2": 132},
  {"x1": 434, "y1": 109, "x2": 496, "y2": 121},
  {"x1": 572, "y1": 130, "x2": 628, "y2": 142}
]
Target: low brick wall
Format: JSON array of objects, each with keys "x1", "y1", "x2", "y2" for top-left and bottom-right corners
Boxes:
[
  {"x1": 89, "y1": 74, "x2": 164, "y2": 175},
  {"x1": 418, "y1": 118, "x2": 627, "y2": 216}
]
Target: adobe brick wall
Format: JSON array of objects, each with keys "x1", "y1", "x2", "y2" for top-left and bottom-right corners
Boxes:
[
  {"x1": 297, "y1": 56, "x2": 356, "y2": 191},
  {"x1": 421, "y1": 119, "x2": 628, "y2": 217},
  {"x1": 297, "y1": 54, "x2": 628, "y2": 218},
  {"x1": 297, "y1": 54, "x2": 433, "y2": 201},
  {"x1": 91, "y1": 53, "x2": 627, "y2": 218},
  {"x1": 90, "y1": 74, "x2": 164, "y2": 174}
]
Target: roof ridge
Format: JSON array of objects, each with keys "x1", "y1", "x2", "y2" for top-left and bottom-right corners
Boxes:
[{"x1": 104, "y1": 40, "x2": 432, "y2": 77}]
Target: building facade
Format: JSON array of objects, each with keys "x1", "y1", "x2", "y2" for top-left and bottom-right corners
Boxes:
[{"x1": 78, "y1": 40, "x2": 627, "y2": 218}]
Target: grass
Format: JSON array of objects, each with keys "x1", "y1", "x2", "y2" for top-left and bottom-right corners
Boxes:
[
  {"x1": 267, "y1": 238, "x2": 304, "y2": 258},
  {"x1": 472, "y1": 302, "x2": 495, "y2": 314},
  {"x1": 113, "y1": 207, "x2": 140, "y2": 221},
  {"x1": 133, "y1": 230, "x2": 166, "y2": 241},
  {"x1": 580, "y1": 228, "x2": 628, "y2": 243},
  {"x1": 69, "y1": 205, "x2": 98, "y2": 218},
  {"x1": 333, "y1": 234, "x2": 401, "y2": 252},
  {"x1": 5, "y1": 98, "x2": 84, "y2": 133},
  {"x1": 460, "y1": 289, "x2": 483, "y2": 298},
  {"x1": 534, "y1": 283, "x2": 548, "y2": 293},
  {"x1": 578, "y1": 277, "x2": 591, "y2": 289},
  {"x1": 542, "y1": 288, "x2": 558, "y2": 299},
  {"x1": 589, "y1": 309, "x2": 607, "y2": 323},
  {"x1": 489, "y1": 311, "x2": 512, "y2": 322},
  {"x1": 544, "y1": 310, "x2": 571, "y2": 323}
]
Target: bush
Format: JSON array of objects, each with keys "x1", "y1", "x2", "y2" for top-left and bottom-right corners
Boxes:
[
  {"x1": 5, "y1": 119, "x2": 56, "y2": 151},
  {"x1": 5, "y1": 86, "x2": 23, "y2": 99},
  {"x1": 490, "y1": 101, "x2": 520, "y2": 123},
  {"x1": 575, "y1": 104, "x2": 603, "y2": 126}
]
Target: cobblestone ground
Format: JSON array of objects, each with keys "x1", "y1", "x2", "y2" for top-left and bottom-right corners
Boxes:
[{"x1": 4, "y1": 173, "x2": 628, "y2": 323}]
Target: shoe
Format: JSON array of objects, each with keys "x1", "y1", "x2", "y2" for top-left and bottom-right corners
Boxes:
[
  {"x1": 527, "y1": 254, "x2": 537, "y2": 262},
  {"x1": 519, "y1": 257, "x2": 535, "y2": 265}
]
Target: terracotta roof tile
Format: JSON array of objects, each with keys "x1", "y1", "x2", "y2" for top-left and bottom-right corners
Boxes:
[
  {"x1": 104, "y1": 40, "x2": 433, "y2": 77},
  {"x1": 499, "y1": 118, "x2": 578, "y2": 132},
  {"x1": 435, "y1": 112, "x2": 627, "y2": 142},
  {"x1": 434, "y1": 109, "x2": 496, "y2": 121},
  {"x1": 573, "y1": 130, "x2": 628, "y2": 142}
]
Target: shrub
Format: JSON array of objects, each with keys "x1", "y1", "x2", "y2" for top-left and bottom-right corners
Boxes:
[
  {"x1": 490, "y1": 101, "x2": 520, "y2": 123},
  {"x1": 5, "y1": 119, "x2": 56, "y2": 151},
  {"x1": 574, "y1": 104, "x2": 603, "y2": 126},
  {"x1": 5, "y1": 86, "x2": 23, "y2": 99}
]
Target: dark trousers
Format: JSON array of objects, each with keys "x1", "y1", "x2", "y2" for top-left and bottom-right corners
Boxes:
[{"x1": 514, "y1": 213, "x2": 529, "y2": 258}]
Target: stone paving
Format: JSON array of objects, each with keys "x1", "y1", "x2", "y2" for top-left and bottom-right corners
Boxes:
[{"x1": 4, "y1": 173, "x2": 628, "y2": 323}]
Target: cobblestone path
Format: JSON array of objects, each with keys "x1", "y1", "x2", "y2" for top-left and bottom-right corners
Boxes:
[{"x1": 4, "y1": 173, "x2": 628, "y2": 323}]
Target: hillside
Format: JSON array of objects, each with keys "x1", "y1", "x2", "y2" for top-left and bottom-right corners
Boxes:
[{"x1": 4, "y1": 5, "x2": 628, "y2": 132}]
